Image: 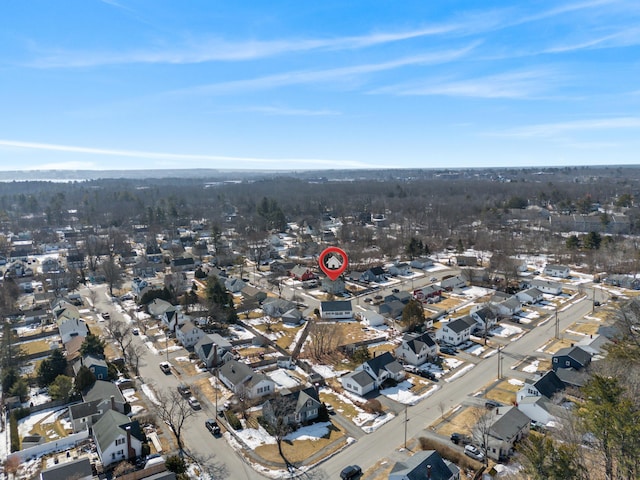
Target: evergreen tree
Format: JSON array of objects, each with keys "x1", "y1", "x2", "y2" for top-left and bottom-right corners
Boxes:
[{"x1": 80, "y1": 333, "x2": 106, "y2": 358}]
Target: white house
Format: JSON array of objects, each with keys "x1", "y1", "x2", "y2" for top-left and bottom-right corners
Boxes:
[
  {"x1": 493, "y1": 296, "x2": 522, "y2": 317},
  {"x1": 162, "y1": 308, "x2": 186, "y2": 332},
  {"x1": 517, "y1": 395, "x2": 559, "y2": 426},
  {"x1": 340, "y1": 370, "x2": 376, "y2": 396},
  {"x1": 358, "y1": 352, "x2": 405, "y2": 387},
  {"x1": 58, "y1": 317, "x2": 89, "y2": 344},
  {"x1": 529, "y1": 279, "x2": 563, "y2": 295},
  {"x1": 516, "y1": 370, "x2": 566, "y2": 403},
  {"x1": 218, "y1": 360, "x2": 275, "y2": 399},
  {"x1": 470, "y1": 306, "x2": 498, "y2": 332},
  {"x1": 395, "y1": 332, "x2": 438, "y2": 366},
  {"x1": 388, "y1": 262, "x2": 412, "y2": 276},
  {"x1": 516, "y1": 287, "x2": 544, "y2": 304},
  {"x1": 357, "y1": 309, "x2": 386, "y2": 327},
  {"x1": 436, "y1": 316, "x2": 475, "y2": 345},
  {"x1": 319, "y1": 300, "x2": 353, "y2": 320},
  {"x1": 543, "y1": 264, "x2": 570, "y2": 278},
  {"x1": 440, "y1": 275, "x2": 467, "y2": 291},
  {"x1": 195, "y1": 333, "x2": 233, "y2": 368},
  {"x1": 480, "y1": 406, "x2": 530, "y2": 461},
  {"x1": 177, "y1": 321, "x2": 205, "y2": 349},
  {"x1": 93, "y1": 410, "x2": 144, "y2": 468}
]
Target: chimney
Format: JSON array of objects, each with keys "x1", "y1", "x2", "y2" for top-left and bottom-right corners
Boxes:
[
  {"x1": 125, "y1": 425, "x2": 134, "y2": 459},
  {"x1": 427, "y1": 465, "x2": 432, "y2": 479},
  {"x1": 110, "y1": 395, "x2": 115, "y2": 411}
]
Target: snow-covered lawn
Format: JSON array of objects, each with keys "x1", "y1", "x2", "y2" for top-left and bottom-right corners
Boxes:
[
  {"x1": 380, "y1": 380, "x2": 438, "y2": 405},
  {"x1": 523, "y1": 360, "x2": 540, "y2": 373},
  {"x1": 311, "y1": 364, "x2": 349, "y2": 379},
  {"x1": 444, "y1": 358, "x2": 463, "y2": 369},
  {"x1": 235, "y1": 424, "x2": 276, "y2": 448},
  {"x1": 267, "y1": 369, "x2": 301, "y2": 389},
  {"x1": 516, "y1": 310, "x2": 539, "y2": 324},
  {"x1": 18, "y1": 407, "x2": 67, "y2": 437},
  {"x1": 491, "y1": 324, "x2": 523, "y2": 338},
  {"x1": 466, "y1": 344, "x2": 485, "y2": 356},
  {"x1": 235, "y1": 421, "x2": 333, "y2": 449},
  {"x1": 141, "y1": 384, "x2": 160, "y2": 405},
  {"x1": 445, "y1": 364, "x2": 475, "y2": 382},
  {"x1": 509, "y1": 378, "x2": 524, "y2": 386}
]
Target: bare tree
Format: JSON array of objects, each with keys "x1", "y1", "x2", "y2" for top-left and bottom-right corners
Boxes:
[
  {"x1": 308, "y1": 321, "x2": 341, "y2": 360},
  {"x1": 264, "y1": 394, "x2": 297, "y2": 467},
  {"x1": 125, "y1": 342, "x2": 145, "y2": 376},
  {"x1": 471, "y1": 407, "x2": 495, "y2": 466},
  {"x1": 156, "y1": 389, "x2": 198, "y2": 456},
  {"x1": 104, "y1": 316, "x2": 133, "y2": 362},
  {"x1": 101, "y1": 256, "x2": 123, "y2": 297}
]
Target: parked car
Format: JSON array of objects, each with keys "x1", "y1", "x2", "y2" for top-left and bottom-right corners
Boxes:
[
  {"x1": 485, "y1": 399, "x2": 502, "y2": 409},
  {"x1": 450, "y1": 432, "x2": 471, "y2": 445},
  {"x1": 132, "y1": 328, "x2": 139, "y2": 335},
  {"x1": 177, "y1": 384, "x2": 191, "y2": 397},
  {"x1": 325, "y1": 404, "x2": 335, "y2": 415},
  {"x1": 392, "y1": 288, "x2": 400, "y2": 293},
  {"x1": 101, "y1": 312, "x2": 110, "y2": 319},
  {"x1": 464, "y1": 444, "x2": 484, "y2": 461},
  {"x1": 205, "y1": 419, "x2": 221, "y2": 435},
  {"x1": 159, "y1": 362, "x2": 171, "y2": 374},
  {"x1": 430, "y1": 276, "x2": 438, "y2": 282},
  {"x1": 340, "y1": 465, "x2": 362, "y2": 479},
  {"x1": 440, "y1": 346, "x2": 457, "y2": 355},
  {"x1": 188, "y1": 396, "x2": 201, "y2": 410}
]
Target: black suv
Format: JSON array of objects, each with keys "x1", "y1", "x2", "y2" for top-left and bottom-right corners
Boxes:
[
  {"x1": 340, "y1": 465, "x2": 362, "y2": 479},
  {"x1": 205, "y1": 419, "x2": 221, "y2": 436}
]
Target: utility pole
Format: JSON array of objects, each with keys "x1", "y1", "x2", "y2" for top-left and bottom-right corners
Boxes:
[
  {"x1": 555, "y1": 307, "x2": 560, "y2": 339},
  {"x1": 497, "y1": 345, "x2": 502, "y2": 379},
  {"x1": 404, "y1": 405, "x2": 408, "y2": 450}
]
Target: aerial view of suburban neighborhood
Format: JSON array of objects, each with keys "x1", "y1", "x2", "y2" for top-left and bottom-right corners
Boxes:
[{"x1": 1, "y1": 166, "x2": 640, "y2": 480}]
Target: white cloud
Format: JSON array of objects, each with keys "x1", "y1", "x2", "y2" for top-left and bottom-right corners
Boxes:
[
  {"x1": 173, "y1": 44, "x2": 478, "y2": 95},
  {"x1": 371, "y1": 69, "x2": 553, "y2": 99},
  {"x1": 0, "y1": 139, "x2": 370, "y2": 169},
  {"x1": 493, "y1": 117, "x2": 640, "y2": 137},
  {"x1": 229, "y1": 106, "x2": 341, "y2": 116}
]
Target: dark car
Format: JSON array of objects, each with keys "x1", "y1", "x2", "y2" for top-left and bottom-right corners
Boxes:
[
  {"x1": 440, "y1": 346, "x2": 457, "y2": 355},
  {"x1": 485, "y1": 399, "x2": 502, "y2": 409},
  {"x1": 340, "y1": 465, "x2": 362, "y2": 479},
  {"x1": 177, "y1": 384, "x2": 191, "y2": 397},
  {"x1": 450, "y1": 432, "x2": 462, "y2": 444},
  {"x1": 392, "y1": 288, "x2": 400, "y2": 293},
  {"x1": 159, "y1": 362, "x2": 171, "y2": 374},
  {"x1": 205, "y1": 419, "x2": 221, "y2": 435}
]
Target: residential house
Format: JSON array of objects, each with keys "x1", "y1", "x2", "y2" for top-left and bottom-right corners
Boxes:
[
  {"x1": 359, "y1": 352, "x2": 405, "y2": 388},
  {"x1": 83, "y1": 380, "x2": 128, "y2": 412},
  {"x1": 493, "y1": 296, "x2": 522, "y2": 317},
  {"x1": 527, "y1": 279, "x2": 563, "y2": 295},
  {"x1": 177, "y1": 321, "x2": 205, "y2": 349},
  {"x1": 145, "y1": 243, "x2": 163, "y2": 263},
  {"x1": 40, "y1": 457, "x2": 93, "y2": 480},
  {"x1": 195, "y1": 333, "x2": 233, "y2": 368},
  {"x1": 395, "y1": 332, "x2": 438, "y2": 366},
  {"x1": 440, "y1": 275, "x2": 467, "y2": 291},
  {"x1": 321, "y1": 276, "x2": 345, "y2": 294},
  {"x1": 41, "y1": 258, "x2": 62, "y2": 274},
  {"x1": 388, "y1": 262, "x2": 412, "y2": 276},
  {"x1": 481, "y1": 406, "x2": 530, "y2": 461},
  {"x1": 225, "y1": 277, "x2": 246, "y2": 293},
  {"x1": 455, "y1": 255, "x2": 478, "y2": 267},
  {"x1": 543, "y1": 264, "x2": 570, "y2": 278},
  {"x1": 360, "y1": 266, "x2": 387, "y2": 283},
  {"x1": 436, "y1": 316, "x2": 476, "y2": 345},
  {"x1": 281, "y1": 308, "x2": 303, "y2": 325},
  {"x1": 58, "y1": 317, "x2": 89, "y2": 344},
  {"x1": 93, "y1": 410, "x2": 144, "y2": 467},
  {"x1": 319, "y1": 300, "x2": 353, "y2": 320},
  {"x1": 218, "y1": 360, "x2": 275, "y2": 399},
  {"x1": 356, "y1": 309, "x2": 385, "y2": 327},
  {"x1": 147, "y1": 298, "x2": 174, "y2": 317},
  {"x1": 132, "y1": 261, "x2": 158, "y2": 278},
  {"x1": 132, "y1": 277, "x2": 150, "y2": 297},
  {"x1": 64, "y1": 336, "x2": 85, "y2": 364},
  {"x1": 413, "y1": 284, "x2": 443, "y2": 303},
  {"x1": 290, "y1": 265, "x2": 316, "y2": 282},
  {"x1": 340, "y1": 370, "x2": 376, "y2": 396},
  {"x1": 552, "y1": 345, "x2": 592, "y2": 372},
  {"x1": 409, "y1": 257, "x2": 433, "y2": 270},
  {"x1": 516, "y1": 370, "x2": 566, "y2": 403},
  {"x1": 384, "y1": 291, "x2": 412, "y2": 304},
  {"x1": 389, "y1": 450, "x2": 460, "y2": 480},
  {"x1": 261, "y1": 387, "x2": 322, "y2": 427},
  {"x1": 171, "y1": 256, "x2": 195, "y2": 272},
  {"x1": 262, "y1": 298, "x2": 296, "y2": 317},
  {"x1": 73, "y1": 354, "x2": 108, "y2": 380},
  {"x1": 162, "y1": 308, "x2": 186, "y2": 332},
  {"x1": 65, "y1": 251, "x2": 86, "y2": 270},
  {"x1": 517, "y1": 395, "x2": 561, "y2": 426},
  {"x1": 242, "y1": 285, "x2": 267, "y2": 305},
  {"x1": 470, "y1": 306, "x2": 498, "y2": 332},
  {"x1": 604, "y1": 274, "x2": 640, "y2": 290},
  {"x1": 516, "y1": 287, "x2": 544, "y2": 304}
]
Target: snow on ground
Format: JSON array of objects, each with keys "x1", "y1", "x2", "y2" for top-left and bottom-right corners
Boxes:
[
  {"x1": 361, "y1": 412, "x2": 395, "y2": 434},
  {"x1": 130, "y1": 404, "x2": 145, "y2": 415},
  {"x1": 230, "y1": 325, "x2": 255, "y2": 341},
  {"x1": 418, "y1": 363, "x2": 445, "y2": 379},
  {"x1": 284, "y1": 421, "x2": 331, "y2": 442},
  {"x1": 380, "y1": 381, "x2": 438, "y2": 405},
  {"x1": 312, "y1": 364, "x2": 349, "y2": 379},
  {"x1": 445, "y1": 364, "x2": 475, "y2": 383},
  {"x1": 18, "y1": 407, "x2": 66, "y2": 437},
  {"x1": 482, "y1": 349, "x2": 498, "y2": 358},
  {"x1": 144, "y1": 341, "x2": 159, "y2": 355},
  {"x1": 27, "y1": 387, "x2": 52, "y2": 406},
  {"x1": 466, "y1": 344, "x2": 485, "y2": 356},
  {"x1": 509, "y1": 378, "x2": 525, "y2": 386},
  {"x1": 523, "y1": 360, "x2": 540, "y2": 373},
  {"x1": 516, "y1": 310, "x2": 540, "y2": 324},
  {"x1": 235, "y1": 425, "x2": 276, "y2": 448},
  {"x1": 463, "y1": 286, "x2": 493, "y2": 299},
  {"x1": 174, "y1": 356, "x2": 189, "y2": 362},
  {"x1": 141, "y1": 384, "x2": 160, "y2": 405},
  {"x1": 122, "y1": 388, "x2": 138, "y2": 403},
  {"x1": 491, "y1": 324, "x2": 523, "y2": 338},
  {"x1": 40, "y1": 408, "x2": 68, "y2": 425},
  {"x1": 444, "y1": 358, "x2": 463, "y2": 369},
  {"x1": 267, "y1": 369, "x2": 301, "y2": 389}
]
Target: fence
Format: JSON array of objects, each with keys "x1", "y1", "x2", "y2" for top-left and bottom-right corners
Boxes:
[{"x1": 11, "y1": 430, "x2": 89, "y2": 461}]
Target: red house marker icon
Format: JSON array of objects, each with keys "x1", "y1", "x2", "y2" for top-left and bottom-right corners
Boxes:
[{"x1": 319, "y1": 247, "x2": 348, "y2": 281}]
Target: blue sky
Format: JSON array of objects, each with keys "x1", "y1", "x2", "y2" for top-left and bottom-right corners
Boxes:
[{"x1": 1, "y1": 0, "x2": 639, "y2": 171}]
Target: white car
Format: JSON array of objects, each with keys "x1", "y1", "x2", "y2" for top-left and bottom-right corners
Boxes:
[{"x1": 464, "y1": 444, "x2": 484, "y2": 461}]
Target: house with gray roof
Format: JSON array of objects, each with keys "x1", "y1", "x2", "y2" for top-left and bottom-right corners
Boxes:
[
  {"x1": 359, "y1": 266, "x2": 387, "y2": 283},
  {"x1": 389, "y1": 449, "x2": 460, "y2": 480},
  {"x1": 493, "y1": 296, "x2": 522, "y2": 316},
  {"x1": 552, "y1": 345, "x2": 592, "y2": 372},
  {"x1": 83, "y1": 380, "x2": 127, "y2": 412},
  {"x1": 262, "y1": 297, "x2": 296, "y2": 317},
  {"x1": 225, "y1": 277, "x2": 246, "y2": 293},
  {"x1": 481, "y1": 406, "x2": 530, "y2": 461},
  {"x1": 319, "y1": 300, "x2": 353, "y2": 320},
  {"x1": 262, "y1": 387, "x2": 322, "y2": 427},
  {"x1": 396, "y1": 332, "x2": 438, "y2": 366},
  {"x1": 516, "y1": 287, "x2": 544, "y2": 304},
  {"x1": 340, "y1": 370, "x2": 376, "y2": 396},
  {"x1": 177, "y1": 320, "x2": 205, "y2": 349},
  {"x1": 409, "y1": 257, "x2": 433, "y2": 270},
  {"x1": 359, "y1": 351, "x2": 405, "y2": 387},
  {"x1": 195, "y1": 333, "x2": 233, "y2": 369},
  {"x1": 436, "y1": 316, "x2": 476, "y2": 345},
  {"x1": 516, "y1": 370, "x2": 566, "y2": 403},
  {"x1": 73, "y1": 354, "x2": 108, "y2": 380},
  {"x1": 218, "y1": 360, "x2": 274, "y2": 399},
  {"x1": 440, "y1": 275, "x2": 467, "y2": 291},
  {"x1": 527, "y1": 279, "x2": 563, "y2": 295},
  {"x1": 40, "y1": 457, "x2": 93, "y2": 480},
  {"x1": 58, "y1": 317, "x2": 88, "y2": 344},
  {"x1": 93, "y1": 410, "x2": 144, "y2": 467},
  {"x1": 388, "y1": 262, "x2": 412, "y2": 276},
  {"x1": 470, "y1": 306, "x2": 498, "y2": 332},
  {"x1": 543, "y1": 264, "x2": 570, "y2": 278},
  {"x1": 517, "y1": 395, "x2": 564, "y2": 426}
]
